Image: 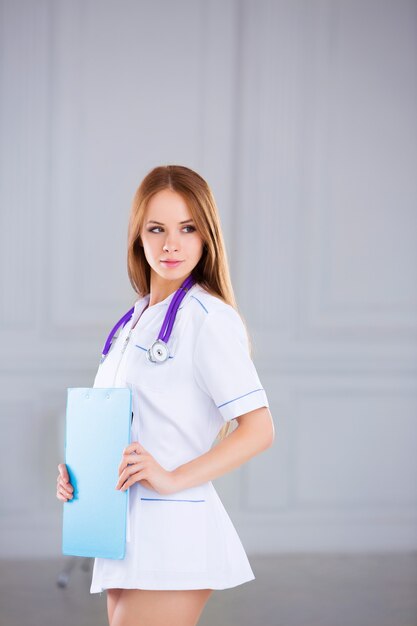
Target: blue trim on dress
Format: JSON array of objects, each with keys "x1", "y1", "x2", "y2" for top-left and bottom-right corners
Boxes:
[
  {"x1": 140, "y1": 497, "x2": 206, "y2": 502},
  {"x1": 218, "y1": 388, "x2": 264, "y2": 408},
  {"x1": 190, "y1": 295, "x2": 208, "y2": 313}
]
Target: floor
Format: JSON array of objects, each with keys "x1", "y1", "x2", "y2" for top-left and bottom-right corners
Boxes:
[{"x1": 0, "y1": 553, "x2": 416, "y2": 626}]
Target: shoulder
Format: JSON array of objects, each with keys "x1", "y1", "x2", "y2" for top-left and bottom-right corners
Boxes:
[
  {"x1": 188, "y1": 284, "x2": 247, "y2": 340},
  {"x1": 189, "y1": 284, "x2": 239, "y2": 318}
]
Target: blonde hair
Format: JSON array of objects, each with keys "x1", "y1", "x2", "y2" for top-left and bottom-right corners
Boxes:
[{"x1": 126, "y1": 164, "x2": 252, "y2": 442}]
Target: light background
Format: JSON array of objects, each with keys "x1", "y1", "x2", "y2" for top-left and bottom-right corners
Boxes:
[{"x1": 0, "y1": 0, "x2": 416, "y2": 558}]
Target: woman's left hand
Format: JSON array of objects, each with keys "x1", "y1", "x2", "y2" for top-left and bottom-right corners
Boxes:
[{"x1": 115, "y1": 441, "x2": 177, "y2": 495}]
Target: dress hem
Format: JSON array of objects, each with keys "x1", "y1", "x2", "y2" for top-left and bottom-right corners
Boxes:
[{"x1": 90, "y1": 573, "x2": 255, "y2": 593}]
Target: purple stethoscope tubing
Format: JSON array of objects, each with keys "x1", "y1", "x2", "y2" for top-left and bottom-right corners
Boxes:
[
  {"x1": 101, "y1": 307, "x2": 134, "y2": 359},
  {"x1": 100, "y1": 274, "x2": 196, "y2": 363},
  {"x1": 158, "y1": 273, "x2": 194, "y2": 342}
]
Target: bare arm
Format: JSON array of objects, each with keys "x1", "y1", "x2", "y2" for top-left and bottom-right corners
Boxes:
[{"x1": 172, "y1": 406, "x2": 275, "y2": 492}]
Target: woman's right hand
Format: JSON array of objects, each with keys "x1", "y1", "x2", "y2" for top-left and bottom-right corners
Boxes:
[{"x1": 56, "y1": 463, "x2": 74, "y2": 502}]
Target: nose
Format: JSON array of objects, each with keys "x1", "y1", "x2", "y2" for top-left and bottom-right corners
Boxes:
[{"x1": 162, "y1": 232, "x2": 180, "y2": 251}]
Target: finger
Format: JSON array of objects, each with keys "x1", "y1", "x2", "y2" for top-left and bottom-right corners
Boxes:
[
  {"x1": 57, "y1": 477, "x2": 73, "y2": 493},
  {"x1": 118, "y1": 453, "x2": 138, "y2": 472},
  {"x1": 58, "y1": 463, "x2": 70, "y2": 483},
  {"x1": 57, "y1": 475, "x2": 73, "y2": 489},
  {"x1": 60, "y1": 481, "x2": 74, "y2": 495},
  {"x1": 58, "y1": 463, "x2": 69, "y2": 482},
  {"x1": 118, "y1": 469, "x2": 145, "y2": 491},
  {"x1": 57, "y1": 486, "x2": 73, "y2": 501},
  {"x1": 115, "y1": 464, "x2": 144, "y2": 490},
  {"x1": 58, "y1": 481, "x2": 73, "y2": 495},
  {"x1": 118, "y1": 453, "x2": 144, "y2": 475},
  {"x1": 123, "y1": 442, "x2": 140, "y2": 455},
  {"x1": 116, "y1": 464, "x2": 143, "y2": 489},
  {"x1": 123, "y1": 442, "x2": 147, "y2": 456}
]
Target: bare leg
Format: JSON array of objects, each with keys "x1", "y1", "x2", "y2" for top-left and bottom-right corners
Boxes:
[
  {"x1": 107, "y1": 588, "x2": 123, "y2": 625},
  {"x1": 110, "y1": 588, "x2": 214, "y2": 626}
]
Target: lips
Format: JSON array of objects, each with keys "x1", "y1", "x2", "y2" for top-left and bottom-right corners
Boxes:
[{"x1": 161, "y1": 260, "x2": 183, "y2": 266}]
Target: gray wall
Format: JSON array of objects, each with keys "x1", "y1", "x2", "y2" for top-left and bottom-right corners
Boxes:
[{"x1": 1, "y1": 0, "x2": 416, "y2": 558}]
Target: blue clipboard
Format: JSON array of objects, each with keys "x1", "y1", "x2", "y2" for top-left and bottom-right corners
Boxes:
[{"x1": 62, "y1": 387, "x2": 132, "y2": 559}]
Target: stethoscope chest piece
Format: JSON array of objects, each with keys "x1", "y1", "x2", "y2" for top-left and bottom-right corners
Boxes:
[
  {"x1": 100, "y1": 274, "x2": 196, "y2": 367},
  {"x1": 147, "y1": 339, "x2": 169, "y2": 363}
]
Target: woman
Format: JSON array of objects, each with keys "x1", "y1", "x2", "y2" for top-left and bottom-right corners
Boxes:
[{"x1": 56, "y1": 164, "x2": 275, "y2": 626}]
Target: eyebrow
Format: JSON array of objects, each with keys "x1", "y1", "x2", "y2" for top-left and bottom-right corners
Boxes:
[{"x1": 146, "y1": 219, "x2": 195, "y2": 225}]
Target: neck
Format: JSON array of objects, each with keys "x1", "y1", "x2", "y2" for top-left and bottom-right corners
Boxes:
[{"x1": 148, "y1": 274, "x2": 191, "y2": 307}]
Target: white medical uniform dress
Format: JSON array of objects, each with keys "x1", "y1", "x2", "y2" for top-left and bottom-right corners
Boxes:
[{"x1": 89, "y1": 282, "x2": 269, "y2": 593}]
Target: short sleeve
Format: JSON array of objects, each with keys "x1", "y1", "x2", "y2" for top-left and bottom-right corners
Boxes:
[{"x1": 192, "y1": 307, "x2": 270, "y2": 422}]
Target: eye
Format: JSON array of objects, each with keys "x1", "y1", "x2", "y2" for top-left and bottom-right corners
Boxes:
[{"x1": 147, "y1": 225, "x2": 196, "y2": 234}]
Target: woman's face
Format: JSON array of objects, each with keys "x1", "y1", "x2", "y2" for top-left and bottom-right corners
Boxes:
[{"x1": 140, "y1": 188, "x2": 204, "y2": 285}]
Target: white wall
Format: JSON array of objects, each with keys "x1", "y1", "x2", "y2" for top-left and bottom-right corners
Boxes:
[{"x1": 0, "y1": 0, "x2": 416, "y2": 558}]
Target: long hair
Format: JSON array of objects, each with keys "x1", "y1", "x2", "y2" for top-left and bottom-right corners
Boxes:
[{"x1": 126, "y1": 164, "x2": 252, "y2": 442}]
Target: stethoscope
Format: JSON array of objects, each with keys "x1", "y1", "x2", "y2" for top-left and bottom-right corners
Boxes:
[{"x1": 100, "y1": 274, "x2": 197, "y2": 365}]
